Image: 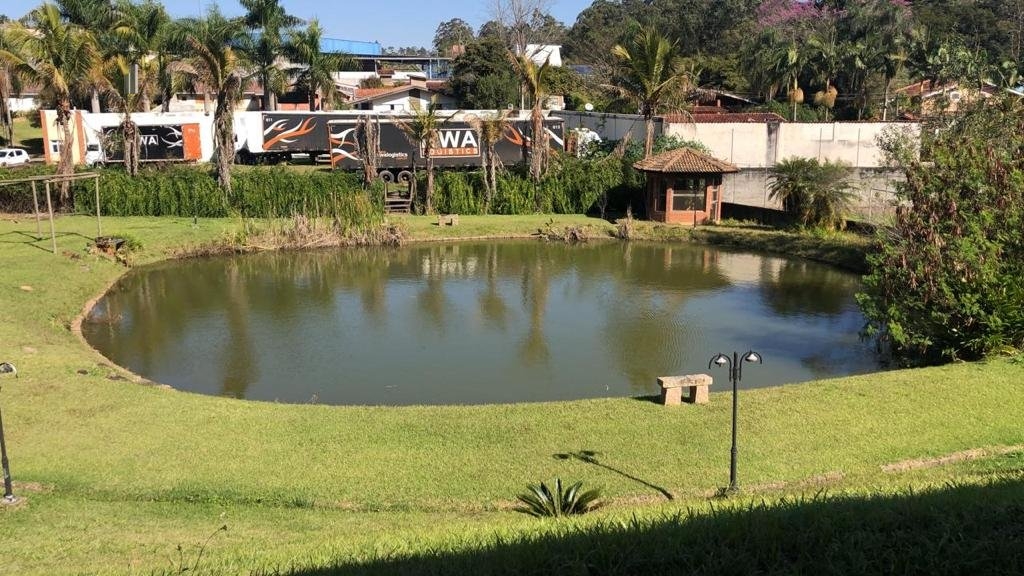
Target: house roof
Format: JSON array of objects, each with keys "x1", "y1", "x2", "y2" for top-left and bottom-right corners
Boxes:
[
  {"x1": 633, "y1": 147, "x2": 739, "y2": 174},
  {"x1": 349, "y1": 82, "x2": 448, "y2": 105},
  {"x1": 661, "y1": 112, "x2": 787, "y2": 123},
  {"x1": 896, "y1": 79, "x2": 1003, "y2": 99}
]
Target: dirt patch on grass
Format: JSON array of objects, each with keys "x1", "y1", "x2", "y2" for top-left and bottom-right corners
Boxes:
[{"x1": 882, "y1": 445, "x2": 1024, "y2": 473}]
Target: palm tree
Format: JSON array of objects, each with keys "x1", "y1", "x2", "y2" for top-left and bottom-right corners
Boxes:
[
  {"x1": 111, "y1": 0, "x2": 171, "y2": 112},
  {"x1": 168, "y1": 8, "x2": 250, "y2": 193},
  {"x1": 240, "y1": 0, "x2": 301, "y2": 111},
  {"x1": 0, "y1": 22, "x2": 19, "y2": 145},
  {"x1": 104, "y1": 55, "x2": 144, "y2": 176},
  {"x1": 508, "y1": 51, "x2": 553, "y2": 182},
  {"x1": 609, "y1": 28, "x2": 698, "y2": 158},
  {"x1": 6, "y1": 3, "x2": 100, "y2": 189},
  {"x1": 395, "y1": 98, "x2": 449, "y2": 214},
  {"x1": 286, "y1": 19, "x2": 351, "y2": 111},
  {"x1": 468, "y1": 111, "x2": 510, "y2": 212},
  {"x1": 806, "y1": 25, "x2": 841, "y2": 121},
  {"x1": 769, "y1": 40, "x2": 805, "y2": 122},
  {"x1": 866, "y1": 1, "x2": 913, "y2": 121},
  {"x1": 57, "y1": 0, "x2": 116, "y2": 113}
]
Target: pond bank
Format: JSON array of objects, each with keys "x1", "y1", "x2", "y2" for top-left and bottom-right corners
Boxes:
[
  {"x1": 162, "y1": 214, "x2": 870, "y2": 275},
  {"x1": 13, "y1": 215, "x2": 1018, "y2": 576}
]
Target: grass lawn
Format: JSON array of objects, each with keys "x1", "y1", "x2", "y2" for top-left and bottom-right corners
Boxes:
[
  {"x1": 2, "y1": 116, "x2": 45, "y2": 157},
  {"x1": 0, "y1": 214, "x2": 1022, "y2": 574}
]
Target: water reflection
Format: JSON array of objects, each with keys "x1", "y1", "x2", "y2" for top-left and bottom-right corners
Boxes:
[{"x1": 82, "y1": 241, "x2": 880, "y2": 405}]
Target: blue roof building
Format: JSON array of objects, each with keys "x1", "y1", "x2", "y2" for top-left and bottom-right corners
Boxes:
[{"x1": 320, "y1": 38, "x2": 383, "y2": 56}]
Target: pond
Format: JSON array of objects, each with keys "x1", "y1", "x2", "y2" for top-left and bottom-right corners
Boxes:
[{"x1": 82, "y1": 241, "x2": 880, "y2": 406}]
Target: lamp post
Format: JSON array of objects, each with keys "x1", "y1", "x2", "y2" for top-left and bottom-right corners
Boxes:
[
  {"x1": 708, "y1": 350, "x2": 762, "y2": 493},
  {"x1": 0, "y1": 362, "x2": 17, "y2": 503}
]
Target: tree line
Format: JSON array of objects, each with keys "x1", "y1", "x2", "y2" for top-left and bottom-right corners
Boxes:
[{"x1": 443, "y1": 0, "x2": 1024, "y2": 122}]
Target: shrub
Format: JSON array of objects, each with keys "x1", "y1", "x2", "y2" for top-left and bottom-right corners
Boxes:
[
  {"x1": 768, "y1": 157, "x2": 854, "y2": 230},
  {"x1": 857, "y1": 99, "x2": 1024, "y2": 364},
  {"x1": 515, "y1": 479, "x2": 602, "y2": 518},
  {"x1": 71, "y1": 165, "x2": 378, "y2": 222}
]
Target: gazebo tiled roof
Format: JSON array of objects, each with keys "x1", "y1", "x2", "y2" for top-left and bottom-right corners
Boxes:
[{"x1": 632, "y1": 147, "x2": 739, "y2": 174}]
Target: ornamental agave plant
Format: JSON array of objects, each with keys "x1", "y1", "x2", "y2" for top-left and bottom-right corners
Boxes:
[{"x1": 515, "y1": 479, "x2": 602, "y2": 518}]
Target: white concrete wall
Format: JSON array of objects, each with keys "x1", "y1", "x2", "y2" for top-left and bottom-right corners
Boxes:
[
  {"x1": 664, "y1": 121, "x2": 920, "y2": 169},
  {"x1": 777, "y1": 122, "x2": 895, "y2": 167},
  {"x1": 166, "y1": 96, "x2": 260, "y2": 113},
  {"x1": 666, "y1": 123, "x2": 769, "y2": 169},
  {"x1": 6, "y1": 96, "x2": 39, "y2": 113}
]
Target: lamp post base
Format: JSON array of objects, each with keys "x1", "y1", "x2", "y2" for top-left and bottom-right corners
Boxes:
[{"x1": 2, "y1": 494, "x2": 17, "y2": 505}]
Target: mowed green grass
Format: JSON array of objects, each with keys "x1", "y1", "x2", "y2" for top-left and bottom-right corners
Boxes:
[
  {"x1": 3, "y1": 116, "x2": 45, "y2": 156},
  {"x1": 0, "y1": 214, "x2": 1022, "y2": 574}
]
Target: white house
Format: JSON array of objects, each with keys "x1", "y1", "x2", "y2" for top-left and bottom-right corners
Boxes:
[
  {"x1": 523, "y1": 45, "x2": 562, "y2": 67},
  {"x1": 348, "y1": 76, "x2": 456, "y2": 112}
]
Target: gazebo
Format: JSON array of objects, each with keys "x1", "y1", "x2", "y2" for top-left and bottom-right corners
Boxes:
[{"x1": 633, "y1": 148, "x2": 738, "y2": 225}]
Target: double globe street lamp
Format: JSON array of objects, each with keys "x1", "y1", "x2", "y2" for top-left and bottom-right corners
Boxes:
[
  {"x1": 1, "y1": 362, "x2": 17, "y2": 504},
  {"x1": 708, "y1": 350, "x2": 762, "y2": 493}
]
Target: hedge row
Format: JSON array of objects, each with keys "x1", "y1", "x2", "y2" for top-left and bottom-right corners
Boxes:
[{"x1": 2, "y1": 158, "x2": 640, "y2": 219}]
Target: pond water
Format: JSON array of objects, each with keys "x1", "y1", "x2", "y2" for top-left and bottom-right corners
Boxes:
[{"x1": 82, "y1": 241, "x2": 880, "y2": 405}]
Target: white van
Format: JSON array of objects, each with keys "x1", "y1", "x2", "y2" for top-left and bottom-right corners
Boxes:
[{"x1": 84, "y1": 143, "x2": 105, "y2": 167}]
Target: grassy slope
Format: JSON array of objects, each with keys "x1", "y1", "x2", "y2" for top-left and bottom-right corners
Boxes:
[
  {"x1": 2, "y1": 116, "x2": 45, "y2": 156},
  {"x1": 0, "y1": 215, "x2": 1021, "y2": 574}
]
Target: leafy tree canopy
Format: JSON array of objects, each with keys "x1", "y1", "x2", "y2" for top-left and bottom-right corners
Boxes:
[{"x1": 446, "y1": 36, "x2": 519, "y2": 110}]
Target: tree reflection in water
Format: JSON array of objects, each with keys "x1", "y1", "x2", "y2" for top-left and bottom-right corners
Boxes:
[{"x1": 82, "y1": 241, "x2": 877, "y2": 405}]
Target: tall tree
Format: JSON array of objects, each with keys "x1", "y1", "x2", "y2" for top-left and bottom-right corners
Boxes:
[
  {"x1": 509, "y1": 51, "x2": 553, "y2": 182},
  {"x1": 105, "y1": 56, "x2": 143, "y2": 176},
  {"x1": 57, "y1": 0, "x2": 116, "y2": 113},
  {"x1": 395, "y1": 98, "x2": 450, "y2": 214},
  {"x1": 433, "y1": 18, "x2": 475, "y2": 56},
  {"x1": 286, "y1": 19, "x2": 352, "y2": 111},
  {"x1": 563, "y1": 0, "x2": 635, "y2": 65},
  {"x1": 168, "y1": 7, "x2": 250, "y2": 193},
  {"x1": 6, "y1": 3, "x2": 100, "y2": 190},
  {"x1": 0, "y1": 21, "x2": 18, "y2": 145},
  {"x1": 609, "y1": 27, "x2": 697, "y2": 157},
  {"x1": 447, "y1": 36, "x2": 520, "y2": 109},
  {"x1": 468, "y1": 110, "x2": 511, "y2": 211},
  {"x1": 112, "y1": 0, "x2": 171, "y2": 112},
  {"x1": 489, "y1": 0, "x2": 554, "y2": 55},
  {"x1": 240, "y1": 0, "x2": 301, "y2": 111}
]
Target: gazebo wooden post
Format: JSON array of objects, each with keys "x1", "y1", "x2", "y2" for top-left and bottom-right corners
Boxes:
[
  {"x1": 31, "y1": 180, "x2": 41, "y2": 237},
  {"x1": 94, "y1": 175, "x2": 101, "y2": 237},
  {"x1": 44, "y1": 181, "x2": 57, "y2": 254}
]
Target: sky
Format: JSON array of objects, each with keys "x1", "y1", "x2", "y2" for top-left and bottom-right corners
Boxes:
[{"x1": 167, "y1": 0, "x2": 595, "y2": 49}]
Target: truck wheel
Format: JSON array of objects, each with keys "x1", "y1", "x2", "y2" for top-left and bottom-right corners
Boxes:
[
  {"x1": 378, "y1": 170, "x2": 395, "y2": 183},
  {"x1": 397, "y1": 170, "x2": 413, "y2": 185}
]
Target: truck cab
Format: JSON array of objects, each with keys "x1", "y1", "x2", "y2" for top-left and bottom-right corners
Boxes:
[{"x1": 84, "y1": 142, "x2": 105, "y2": 167}]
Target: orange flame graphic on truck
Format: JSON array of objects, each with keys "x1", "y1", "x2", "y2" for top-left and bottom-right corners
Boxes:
[{"x1": 263, "y1": 118, "x2": 318, "y2": 149}]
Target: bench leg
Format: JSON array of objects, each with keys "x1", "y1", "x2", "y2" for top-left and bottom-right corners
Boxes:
[
  {"x1": 661, "y1": 387, "x2": 683, "y2": 406},
  {"x1": 684, "y1": 385, "x2": 709, "y2": 404}
]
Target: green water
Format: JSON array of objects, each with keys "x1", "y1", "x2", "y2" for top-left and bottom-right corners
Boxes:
[{"x1": 82, "y1": 241, "x2": 879, "y2": 405}]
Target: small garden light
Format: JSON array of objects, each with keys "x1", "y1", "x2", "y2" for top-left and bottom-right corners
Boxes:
[{"x1": 708, "y1": 350, "x2": 762, "y2": 493}]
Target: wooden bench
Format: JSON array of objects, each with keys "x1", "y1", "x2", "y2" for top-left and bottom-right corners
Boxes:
[
  {"x1": 437, "y1": 214, "x2": 459, "y2": 226},
  {"x1": 657, "y1": 374, "x2": 713, "y2": 405}
]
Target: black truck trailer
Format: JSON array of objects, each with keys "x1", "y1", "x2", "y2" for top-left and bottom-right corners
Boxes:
[
  {"x1": 325, "y1": 114, "x2": 564, "y2": 177},
  {"x1": 238, "y1": 111, "x2": 563, "y2": 178}
]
